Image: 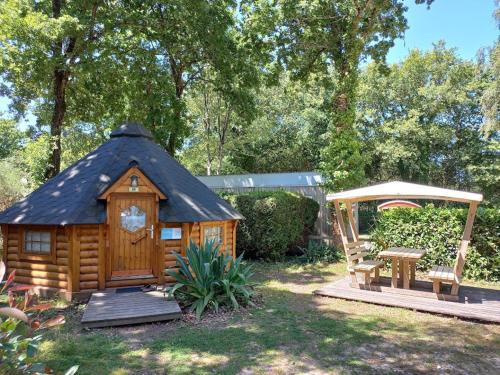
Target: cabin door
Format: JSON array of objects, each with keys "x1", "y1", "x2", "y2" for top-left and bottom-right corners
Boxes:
[{"x1": 109, "y1": 194, "x2": 156, "y2": 279}]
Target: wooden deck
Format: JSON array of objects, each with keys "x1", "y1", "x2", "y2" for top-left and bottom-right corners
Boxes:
[
  {"x1": 81, "y1": 288, "x2": 182, "y2": 328},
  {"x1": 314, "y1": 276, "x2": 500, "y2": 323}
]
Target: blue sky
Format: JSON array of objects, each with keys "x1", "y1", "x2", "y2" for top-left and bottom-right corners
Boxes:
[
  {"x1": 1, "y1": 0, "x2": 498, "y2": 122},
  {"x1": 387, "y1": 0, "x2": 498, "y2": 63}
]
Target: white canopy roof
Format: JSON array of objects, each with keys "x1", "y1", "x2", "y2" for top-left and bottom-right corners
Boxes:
[{"x1": 326, "y1": 181, "x2": 483, "y2": 203}]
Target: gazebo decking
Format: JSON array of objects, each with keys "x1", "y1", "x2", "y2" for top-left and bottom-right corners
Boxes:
[{"x1": 315, "y1": 276, "x2": 500, "y2": 323}]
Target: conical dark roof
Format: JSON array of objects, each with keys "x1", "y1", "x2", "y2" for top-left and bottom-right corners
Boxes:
[{"x1": 0, "y1": 123, "x2": 242, "y2": 225}]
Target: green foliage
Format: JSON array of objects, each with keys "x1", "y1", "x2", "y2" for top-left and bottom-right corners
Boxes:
[
  {"x1": 0, "y1": 262, "x2": 74, "y2": 374},
  {"x1": 468, "y1": 140, "x2": 500, "y2": 206},
  {"x1": 297, "y1": 242, "x2": 343, "y2": 264},
  {"x1": 115, "y1": 0, "x2": 261, "y2": 155},
  {"x1": 21, "y1": 133, "x2": 51, "y2": 188},
  {"x1": 246, "y1": 0, "x2": 415, "y2": 188},
  {"x1": 167, "y1": 241, "x2": 254, "y2": 319},
  {"x1": 370, "y1": 206, "x2": 500, "y2": 281},
  {"x1": 0, "y1": 118, "x2": 24, "y2": 159},
  {"x1": 320, "y1": 126, "x2": 366, "y2": 190},
  {"x1": 222, "y1": 191, "x2": 320, "y2": 261},
  {"x1": 181, "y1": 73, "x2": 330, "y2": 175},
  {"x1": 357, "y1": 44, "x2": 495, "y2": 201},
  {"x1": 0, "y1": 0, "x2": 260, "y2": 176},
  {"x1": 479, "y1": 42, "x2": 499, "y2": 137},
  {"x1": 180, "y1": 67, "x2": 257, "y2": 175},
  {"x1": 0, "y1": 157, "x2": 30, "y2": 211}
]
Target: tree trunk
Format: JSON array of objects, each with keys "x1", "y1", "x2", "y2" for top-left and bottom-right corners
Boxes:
[
  {"x1": 216, "y1": 104, "x2": 231, "y2": 175},
  {"x1": 46, "y1": 68, "x2": 69, "y2": 180},
  {"x1": 167, "y1": 60, "x2": 184, "y2": 155},
  {"x1": 203, "y1": 90, "x2": 213, "y2": 175},
  {"x1": 45, "y1": 0, "x2": 67, "y2": 180}
]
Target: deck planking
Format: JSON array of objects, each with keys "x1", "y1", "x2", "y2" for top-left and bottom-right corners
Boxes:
[
  {"x1": 314, "y1": 277, "x2": 500, "y2": 323},
  {"x1": 81, "y1": 289, "x2": 182, "y2": 328}
]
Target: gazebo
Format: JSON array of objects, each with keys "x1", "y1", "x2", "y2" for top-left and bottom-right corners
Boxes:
[{"x1": 327, "y1": 181, "x2": 483, "y2": 299}]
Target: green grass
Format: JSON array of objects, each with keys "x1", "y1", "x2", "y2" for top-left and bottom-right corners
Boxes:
[{"x1": 38, "y1": 261, "x2": 500, "y2": 374}]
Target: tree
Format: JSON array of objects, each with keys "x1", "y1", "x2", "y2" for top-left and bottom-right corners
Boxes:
[
  {"x1": 228, "y1": 74, "x2": 330, "y2": 174},
  {"x1": 119, "y1": 0, "x2": 259, "y2": 155},
  {"x1": 247, "y1": 0, "x2": 433, "y2": 190},
  {"x1": 479, "y1": 42, "x2": 500, "y2": 137},
  {"x1": 181, "y1": 73, "x2": 330, "y2": 175},
  {"x1": 0, "y1": 118, "x2": 24, "y2": 159},
  {"x1": 182, "y1": 66, "x2": 256, "y2": 175},
  {"x1": 0, "y1": 1, "x2": 114, "y2": 179},
  {"x1": 357, "y1": 45, "x2": 493, "y2": 197}
]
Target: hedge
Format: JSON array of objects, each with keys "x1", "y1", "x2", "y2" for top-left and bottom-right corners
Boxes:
[
  {"x1": 222, "y1": 191, "x2": 319, "y2": 261},
  {"x1": 370, "y1": 205, "x2": 500, "y2": 281}
]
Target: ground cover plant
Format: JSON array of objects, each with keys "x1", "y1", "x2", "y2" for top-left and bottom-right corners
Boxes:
[
  {"x1": 167, "y1": 241, "x2": 254, "y2": 318},
  {"x1": 34, "y1": 261, "x2": 500, "y2": 374},
  {"x1": 297, "y1": 242, "x2": 344, "y2": 264}
]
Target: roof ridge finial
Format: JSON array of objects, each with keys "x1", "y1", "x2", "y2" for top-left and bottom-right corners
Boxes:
[{"x1": 110, "y1": 122, "x2": 153, "y2": 139}]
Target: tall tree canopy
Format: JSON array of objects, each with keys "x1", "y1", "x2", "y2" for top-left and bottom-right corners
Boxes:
[
  {"x1": 112, "y1": 0, "x2": 260, "y2": 154},
  {"x1": 357, "y1": 44, "x2": 498, "y2": 201},
  {"x1": 247, "y1": 0, "x2": 422, "y2": 189},
  {"x1": 181, "y1": 73, "x2": 330, "y2": 175},
  {"x1": 0, "y1": 0, "x2": 259, "y2": 179},
  {"x1": 0, "y1": 0, "x2": 116, "y2": 178}
]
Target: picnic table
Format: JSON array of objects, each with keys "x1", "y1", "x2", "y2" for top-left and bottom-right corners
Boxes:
[{"x1": 378, "y1": 247, "x2": 426, "y2": 289}]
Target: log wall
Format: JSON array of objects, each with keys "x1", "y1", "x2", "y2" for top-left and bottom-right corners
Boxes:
[
  {"x1": 77, "y1": 225, "x2": 100, "y2": 291},
  {"x1": 1, "y1": 219, "x2": 237, "y2": 295},
  {"x1": 160, "y1": 220, "x2": 237, "y2": 284},
  {"x1": 4, "y1": 226, "x2": 69, "y2": 289},
  {"x1": 160, "y1": 223, "x2": 183, "y2": 284}
]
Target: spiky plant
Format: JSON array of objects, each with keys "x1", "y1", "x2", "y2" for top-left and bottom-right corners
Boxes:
[{"x1": 166, "y1": 240, "x2": 254, "y2": 319}]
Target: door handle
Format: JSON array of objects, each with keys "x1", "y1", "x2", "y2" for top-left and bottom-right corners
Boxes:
[
  {"x1": 131, "y1": 232, "x2": 146, "y2": 245},
  {"x1": 146, "y1": 224, "x2": 154, "y2": 239}
]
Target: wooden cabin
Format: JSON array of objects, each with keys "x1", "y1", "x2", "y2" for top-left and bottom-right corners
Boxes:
[{"x1": 0, "y1": 123, "x2": 242, "y2": 300}]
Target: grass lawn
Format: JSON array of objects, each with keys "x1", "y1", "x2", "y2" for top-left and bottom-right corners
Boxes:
[{"x1": 38, "y1": 261, "x2": 500, "y2": 374}]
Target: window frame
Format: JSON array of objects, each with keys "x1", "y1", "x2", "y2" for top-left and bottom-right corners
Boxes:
[
  {"x1": 19, "y1": 226, "x2": 57, "y2": 263},
  {"x1": 120, "y1": 204, "x2": 147, "y2": 233},
  {"x1": 200, "y1": 223, "x2": 224, "y2": 247}
]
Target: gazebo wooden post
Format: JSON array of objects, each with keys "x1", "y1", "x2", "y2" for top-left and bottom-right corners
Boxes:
[
  {"x1": 345, "y1": 200, "x2": 359, "y2": 241},
  {"x1": 451, "y1": 201, "x2": 478, "y2": 295},
  {"x1": 334, "y1": 200, "x2": 358, "y2": 286},
  {"x1": 346, "y1": 200, "x2": 380, "y2": 284}
]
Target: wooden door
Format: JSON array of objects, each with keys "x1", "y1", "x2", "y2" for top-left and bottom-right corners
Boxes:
[{"x1": 109, "y1": 194, "x2": 156, "y2": 279}]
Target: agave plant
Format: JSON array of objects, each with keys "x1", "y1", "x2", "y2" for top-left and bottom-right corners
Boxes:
[
  {"x1": 0, "y1": 261, "x2": 78, "y2": 374},
  {"x1": 166, "y1": 240, "x2": 254, "y2": 319}
]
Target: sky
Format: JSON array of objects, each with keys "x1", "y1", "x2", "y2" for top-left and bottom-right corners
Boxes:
[
  {"x1": 1, "y1": 0, "x2": 498, "y2": 124},
  {"x1": 387, "y1": 0, "x2": 498, "y2": 63}
]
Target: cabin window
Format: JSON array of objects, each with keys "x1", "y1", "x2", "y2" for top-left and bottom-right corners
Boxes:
[
  {"x1": 203, "y1": 226, "x2": 223, "y2": 245},
  {"x1": 20, "y1": 226, "x2": 56, "y2": 263},
  {"x1": 24, "y1": 231, "x2": 51, "y2": 254},
  {"x1": 121, "y1": 205, "x2": 146, "y2": 232}
]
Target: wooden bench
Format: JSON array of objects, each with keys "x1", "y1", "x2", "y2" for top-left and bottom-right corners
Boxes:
[
  {"x1": 346, "y1": 241, "x2": 384, "y2": 287},
  {"x1": 428, "y1": 265, "x2": 460, "y2": 294}
]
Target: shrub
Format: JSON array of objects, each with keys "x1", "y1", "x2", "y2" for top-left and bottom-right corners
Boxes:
[
  {"x1": 297, "y1": 242, "x2": 343, "y2": 264},
  {"x1": 166, "y1": 241, "x2": 254, "y2": 319},
  {"x1": 0, "y1": 262, "x2": 77, "y2": 374},
  {"x1": 370, "y1": 205, "x2": 500, "y2": 281},
  {"x1": 222, "y1": 191, "x2": 320, "y2": 261}
]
